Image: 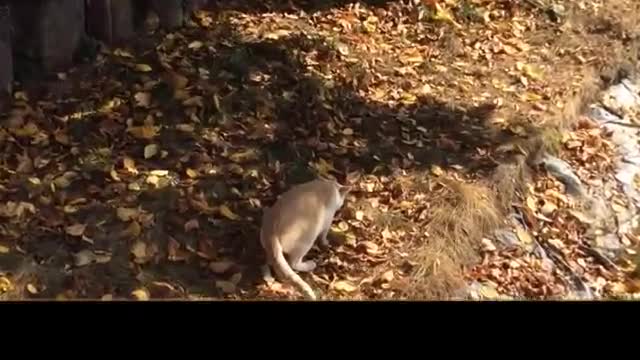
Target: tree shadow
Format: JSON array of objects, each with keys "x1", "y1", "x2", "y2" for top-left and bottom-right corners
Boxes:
[
  {"x1": 204, "y1": 0, "x2": 396, "y2": 14},
  {"x1": 0, "y1": 12, "x2": 518, "y2": 300}
]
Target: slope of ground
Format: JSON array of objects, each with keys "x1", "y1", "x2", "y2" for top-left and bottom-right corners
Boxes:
[{"x1": 0, "y1": 0, "x2": 638, "y2": 300}]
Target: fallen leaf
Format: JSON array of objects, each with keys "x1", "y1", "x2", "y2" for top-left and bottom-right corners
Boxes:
[
  {"x1": 146, "y1": 175, "x2": 159, "y2": 186},
  {"x1": 355, "y1": 210, "x2": 364, "y2": 221},
  {"x1": 144, "y1": 144, "x2": 159, "y2": 159},
  {"x1": 65, "y1": 223, "x2": 86, "y2": 237},
  {"x1": 26, "y1": 283, "x2": 38, "y2": 295},
  {"x1": 379, "y1": 270, "x2": 394, "y2": 283},
  {"x1": 209, "y1": 259, "x2": 234, "y2": 274},
  {"x1": 131, "y1": 240, "x2": 147, "y2": 262},
  {"x1": 176, "y1": 123, "x2": 195, "y2": 133},
  {"x1": 123, "y1": 157, "x2": 137, "y2": 174},
  {"x1": 331, "y1": 280, "x2": 358, "y2": 293},
  {"x1": 117, "y1": 207, "x2": 139, "y2": 222},
  {"x1": 219, "y1": 205, "x2": 241, "y2": 220},
  {"x1": 540, "y1": 202, "x2": 557, "y2": 216},
  {"x1": 0, "y1": 245, "x2": 9, "y2": 254},
  {"x1": 342, "y1": 128, "x2": 354, "y2": 135},
  {"x1": 184, "y1": 218, "x2": 200, "y2": 232},
  {"x1": 131, "y1": 288, "x2": 150, "y2": 300},
  {"x1": 134, "y1": 92, "x2": 152, "y2": 108},
  {"x1": 526, "y1": 196, "x2": 537, "y2": 211},
  {"x1": 134, "y1": 64, "x2": 153, "y2": 72},
  {"x1": 216, "y1": 280, "x2": 236, "y2": 294},
  {"x1": 481, "y1": 238, "x2": 497, "y2": 252},
  {"x1": 230, "y1": 272, "x2": 242, "y2": 285},
  {"x1": 430, "y1": 165, "x2": 444, "y2": 176},
  {"x1": 122, "y1": 220, "x2": 142, "y2": 238},
  {"x1": 188, "y1": 40, "x2": 204, "y2": 49},
  {"x1": 186, "y1": 168, "x2": 198, "y2": 178},
  {"x1": 128, "y1": 125, "x2": 159, "y2": 140},
  {"x1": 73, "y1": 249, "x2": 95, "y2": 267},
  {"x1": 515, "y1": 226, "x2": 533, "y2": 245}
]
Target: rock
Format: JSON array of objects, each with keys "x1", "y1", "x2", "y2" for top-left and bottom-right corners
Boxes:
[
  {"x1": 542, "y1": 155, "x2": 585, "y2": 197},
  {"x1": 11, "y1": 0, "x2": 85, "y2": 72},
  {"x1": 493, "y1": 229, "x2": 520, "y2": 249},
  {"x1": 604, "y1": 82, "x2": 640, "y2": 109},
  {"x1": 86, "y1": 0, "x2": 135, "y2": 44}
]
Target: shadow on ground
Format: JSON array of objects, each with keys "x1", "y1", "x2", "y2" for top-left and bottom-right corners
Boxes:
[{"x1": 0, "y1": 10, "x2": 517, "y2": 300}]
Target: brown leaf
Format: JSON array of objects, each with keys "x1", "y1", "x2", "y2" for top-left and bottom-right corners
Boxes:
[
  {"x1": 209, "y1": 260, "x2": 234, "y2": 274},
  {"x1": 184, "y1": 218, "x2": 200, "y2": 232},
  {"x1": 122, "y1": 221, "x2": 142, "y2": 238},
  {"x1": 117, "y1": 207, "x2": 139, "y2": 222},
  {"x1": 134, "y1": 92, "x2": 152, "y2": 108},
  {"x1": 215, "y1": 280, "x2": 236, "y2": 294},
  {"x1": 128, "y1": 125, "x2": 159, "y2": 140},
  {"x1": 379, "y1": 270, "x2": 394, "y2": 283},
  {"x1": 65, "y1": 223, "x2": 86, "y2": 237}
]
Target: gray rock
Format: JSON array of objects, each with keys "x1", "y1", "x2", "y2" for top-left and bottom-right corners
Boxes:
[{"x1": 542, "y1": 155, "x2": 585, "y2": 197}]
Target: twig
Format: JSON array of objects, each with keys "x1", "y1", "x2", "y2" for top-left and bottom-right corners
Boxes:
[
  {"x1": 541, "y1": 240, "x2": 594, "y2": 299},
  {"x1": 599, "y1": 102, "x2": 626, "y2": 120},
  {"x1": 578, "y1": 242, "x2": 621, "y2": 272}
]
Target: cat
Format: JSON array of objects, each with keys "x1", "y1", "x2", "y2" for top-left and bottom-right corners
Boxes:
[{"x1": 260, "y1": 178, "x2": 351, "y2": 300}]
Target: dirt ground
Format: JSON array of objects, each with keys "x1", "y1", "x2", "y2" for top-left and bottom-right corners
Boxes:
[{"x1": 0, "y1": 0, "x2": 638, "y2": 300}]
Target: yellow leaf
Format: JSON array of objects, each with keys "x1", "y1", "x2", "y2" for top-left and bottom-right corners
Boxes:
[
  {"x1": 144, "y1": 144, "x2": 159, "y2": 159},
  {"x1": 127, "y1": 125, "x2": 159, "y2": 140},
  {"x1": 131, "y1": 288, "x2": 150, "y2": 301},
  {"x1": 430, "y1": 165, "x2": 444, "y2": 176},
  {"x1": 0, "y1": 245, "x2": 9, "y2": 254},
  {"x1": 219, "y1": 204, "x2": 241, "y2": 220},
  {"x1": 186, "y1": 168, "x2": 198, "y2": 178},
  {"x1": 113, "y1": 48, "x2": 134, "y2": 58},
  {"x1": 188, "y1": 40, "x2": 204, "y2": 49},
  {"x1": 150, "y1": 170, "x2": 169, "y2": 176},
  {"x1": 331, "y1": 280, "x2": 358, "y2": 293},
  {"x1": 229, "y1": 148, "x2": 258, "y2": 163},
  {"x1": 342, "y1": 128, "x2": 354, "y2": 136},
  {"x1": 176, "y1": 123, "x2": 195, "y2": 133},
  {"x1": 312, "y1": 158, "x2": 336, "y2": 177},
  {"x1": 522, "y1": 92, "x2": 543, "y2": 102},
  {"x1": 26, "y1": 283, "x2": 38, "y2": 294},
  {"x1": 146, "y1": 175, "x2": 159, "y2": 186},
  {"x1": 134, "y1": 63, "x2": 153, "y2": 72},
  {"x1": 117, "y1": 207, "x2": 139, "y2": 222},
  {"x1": 526, "y1": 196, "x2": 537, "y2": 211},
  {"x1": 123, "y1": 157, "x2": 137, "y2": 174},
  {"x1": 65, "y1": 223, "x2": 86, "y2": 237},
  {"x1": 515, "y1": 226, "x2": 533, "y2": 245}
]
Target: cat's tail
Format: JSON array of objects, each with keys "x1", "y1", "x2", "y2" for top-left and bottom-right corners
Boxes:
[{"x1": 270, "y1": 239, "x2": 317, "y2": 300}]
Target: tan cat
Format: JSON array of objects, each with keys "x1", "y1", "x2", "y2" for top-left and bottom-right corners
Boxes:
[{"x1": 260, "y1": 178, "x2": 351, "y2": 300}]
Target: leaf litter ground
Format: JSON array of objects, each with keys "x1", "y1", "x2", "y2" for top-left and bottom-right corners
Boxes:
[{"x1": 1, "y1": 0, "x2": 639, "y2": 300}]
